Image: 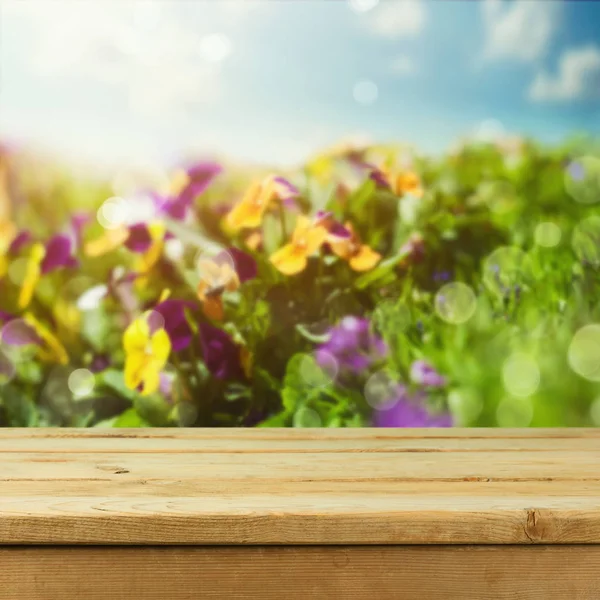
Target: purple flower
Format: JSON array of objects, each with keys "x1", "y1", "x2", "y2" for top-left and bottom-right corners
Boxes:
[
  {"x1": 41, "y1": 235, "x2": 78, "y2": 274},
  {"x1": 222, "y1": 247, "x2": 257, "y2": 283},
  {"x1": 124, "y1": 223, "x2": 154, "y2": 253},
  {"x1": 89, "y1": 354, "x2": 111, "y2": 373},
  {"x1": 369, "y1": 168, "x2": 391, "y2": 189},
  {"x1": 313, "y1": 210, "x2": 352, "y2": 241},
  {"x1": 0, "y1": 319, "x2": 42, "y2": 346},
  {"x1": 316, "y1": 316, "x2": 387, "y2": 376},
  {"x1": 272, "y1": 176, "x2": 300, "y2": 209},
  {"x1": 153, "y1": 299, "x2": 195, "y2": 352},
  {"x1": 410, "y1": 360, "x2": 447, "y2": 388},
  {"x1": 373, "y1": 385, "x2": 453, "y2": 428},
  {"x1": 155, "y1": 161, "x2": 223, "y2": 221},
  {"x1": 71, "y1": 212, "x2": 91, "y2": 250},
  {"x1": 0, "y1": 310, "x2": 16, "y2": 325},
  {"x1": 8, "y1": 230, "x2": 32, "y2": 255},
  {"x1": 199, "y1": 322, "x2": 245, "y2": 380}
]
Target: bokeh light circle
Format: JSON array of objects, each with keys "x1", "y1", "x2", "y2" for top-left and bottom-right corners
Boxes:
[
  {"x1": 175, "y1": 402, "x2": 199, "y2": 427},
  {"x1": 568, "y1": 324, "x2": 600, "y2": 382},
  {"x1": 293, "y1": 406, "x2": 322, "y2": 428},
  {"x1": 535, "y1": 222, "x2": 561, "y2": 248},
  {"x1": 364, "y1": 370, "x2": 400, "y2": 410},
  {"x1": 0, "y1": 348, "x2": 16, "y2": 386},
  {"x1": 68, "y1": 368, "x2": 95, "y2": 398},
  {"x1": 447, "y1": 389, "x2": 483, "y2": 425},
  {"x1": 482, "y1": 246, "x2": 533, "y2": 297},
  {"x1": 299, "y1": 352, "x2": 338, "y2": 388},
  {"x1": 502, "y1": 352, "x2": 540, "y2": 398},
  {"x1": 434, "y1": 282, "x2": 477, "y2": 325},
  {"x1": 353, "y1": 80, "x2": 378, "y2": 105},
  {"x1": 572, "y1": 216, "x2": 600, "y2": 267},
  {"x1": 564, "y1": 156, "x2": 600, "y2": 205},
  {"x1": 97, "y1": 197, "x2": 128, "y2": 230},
  {"x1": 0, "y1": 319, "x2": 39, "y2": 363},
  {"x1": 496, "y1": 396, "x2": 533, "y2": 427}
]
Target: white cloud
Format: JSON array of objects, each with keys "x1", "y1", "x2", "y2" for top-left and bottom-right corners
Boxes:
[
  {"x1": 529, "y1": 45, "x2": 600, "y2": 102},
  {"x1": 367, "y1": 0, "x2": 426, "y2": 39},
  {"x1": 390, "y1": 55, "x2": 416, "y2": 76},
  {"x1": 481, "y1": 0, "x2": 560, "y2": 63}
]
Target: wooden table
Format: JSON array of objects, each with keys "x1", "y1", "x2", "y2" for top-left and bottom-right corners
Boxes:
[{"x1": 1, "y1": 429, "x2": 599, "y2": 599}]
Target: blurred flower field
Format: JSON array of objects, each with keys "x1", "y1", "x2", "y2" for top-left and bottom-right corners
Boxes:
[{"x1": 0, "y1": 135, "x2": 600, "y2": 428}]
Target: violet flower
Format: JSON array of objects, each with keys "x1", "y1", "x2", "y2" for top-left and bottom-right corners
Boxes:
[
  {"x1": 410, "y1": 360, "x2": 447, "y2": 388},
  {"x1": 313, "y1": 210, "x2": 352, "y2": 241},
  {"x1": 199, "y1": 322, "x2": 245, "y2": 380},
  {"x1": 373, "y1": 385, "x2": 453, "y2": 428},
  {"x1": 153, "y1": 298, "x2": 195, "y2": 352},
  {"x1": 315, "y1": 316, "x2": 387, "y2": 376},
  {"x1": 155, "y1": 161, "x2": 223, "y2": 221},
  {"x1": 40, "y1": 235, "x2": 78, "y2": 273}
]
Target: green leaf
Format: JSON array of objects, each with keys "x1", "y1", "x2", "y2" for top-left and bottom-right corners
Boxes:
[
  {"x1": 354, "y1": 249, "x2": 410, "y2": 290},
  {"x1": 98, "y1": 369, "x2": 138, "y2": 401},
  {"x1": 295, "y1": 323, "x2": 332, "y2": 344},
  {"x1": 113, "y1": 408, "x2": 151, "y2": 427}
]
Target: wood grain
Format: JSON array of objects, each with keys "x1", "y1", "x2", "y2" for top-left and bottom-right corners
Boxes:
[
  {"x1": 1, "y1": 429, "x2": 600, "y2": 545},
  {"x1": 2, "y1": 545, "x2": 600, "y2": 600}
]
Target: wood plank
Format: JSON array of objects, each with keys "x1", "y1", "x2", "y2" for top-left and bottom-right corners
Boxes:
[
  {"x1": 1, "y1": 545, "x2": 600, "y2": 599},
  {"x1": 2, "y1": 429, "x2": 600, "y2": 545}
]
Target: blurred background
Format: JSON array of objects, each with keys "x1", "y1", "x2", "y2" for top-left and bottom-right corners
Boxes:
[{"x1": 1, "y1": 0, "x2": 599, "y2": 171}]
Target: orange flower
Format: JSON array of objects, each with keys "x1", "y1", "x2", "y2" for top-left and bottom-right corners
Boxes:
[
  {"x1": 381, "y1": 168, "x2": 424, "y2": 198},
  {"x1": 269, "y1": 215, "x2": 327, "y2": 276},
  {"x1": 84, "y1": 226, "x2": 130, "y2": 258},
  {"x1": 225, "y1": 175, "x2": 299, "y2": 233},
  {"x1": 244, "y1": 230, "x2": 263, "y2": 251},
  {"x1": 225, "y1": 178, "x2": 277, "y2": 232},
  {"x1": 196, "y1": 257, "x2": 240, "y2": 321},
  {"x1": 329, "y1": 222, "x2": 381, "y2": 272}
]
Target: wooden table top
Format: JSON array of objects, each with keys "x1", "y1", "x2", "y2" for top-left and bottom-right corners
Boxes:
[{"x1": 1, "y1": 428, "x2": 599, "y2": 546}]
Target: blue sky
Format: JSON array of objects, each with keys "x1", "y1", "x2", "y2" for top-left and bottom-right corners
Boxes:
[{"x1": 0, "y1": 0, "x2": 599, "y2": 170}]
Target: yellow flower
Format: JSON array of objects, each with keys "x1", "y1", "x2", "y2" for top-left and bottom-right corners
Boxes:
[
  {"x1": 382, "y1": 168, "x2": 424, "y2": 198},
  {"x1": 18, "y1": 243, "x2": 46, "y2": 310},
  {"x1": 123, "y1": 313, "x2": 171, "y2": 396},
  {"x1": 134, "y1": 222, "x2": 166, "y2": 275},
  {"x1": 196, "y1": 257, "x2": 240, "y2": 321},
  {"x1": 23, "y1": 312, "x2": 69, "y2": 365},
  {"x1": 225, "y1": 178, "x2": 277, "y2": 232},
  {"x1": 329, "y1": 222, "x2": 381, "y2": 272},
  {"x1": 84, "y1": 226, "x2": 130, "y2": 258},
  {"x1": 270, "y1": 215, "x2": 327, "y2": 276}
]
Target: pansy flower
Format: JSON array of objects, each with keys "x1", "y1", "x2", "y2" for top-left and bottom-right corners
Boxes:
[
  {"x1": 18, "y1": 235, "x2": 78, "y2": 309},
  {"x1": 328, "y1": 222, "x2": 381, "y2": 272},
  {"x1": 123, "y1": 311, "x2": 172, "y2": 396},
  {"x1": 410, "y1": 360, "x2": 447, "y2": 388},
  {"x1": 373, "y1": 385, "x2": 453, "y2": 428},
  {"x1": 0, "y1": 312, "x2": 69, "y2": 365},
  {"x1": 156, "y1": 161, "x2": 223, "y2": 221},
  {"x1": 197, "y1": 247, "x2": 257, "y2": 321},
  {"x1": 226, "y1": 175, "x2": 299, "y2": 232},
  {"x1": 367, "y1": 163, "x2": 424, "y2": 199},
  {"x1": 152, "y1": 294, "x2": 195, "y2": 352},
  {"x1": 198, "y1": 322, "x2": 247, "y2": 380},
  {"x1": 316, "y1": 316, "x2": 387, "y2": 377},
  {"x1": 270, "y1": 215, "x2": 328, "y2": 276},
  {"x1": 312, "y1": 210, "x2": 352, "y2": 243}
]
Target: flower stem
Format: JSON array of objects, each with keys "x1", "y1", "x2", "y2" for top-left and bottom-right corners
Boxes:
[{"x1": 279, "y1": 204, "x2": 288, "y2": 242}]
